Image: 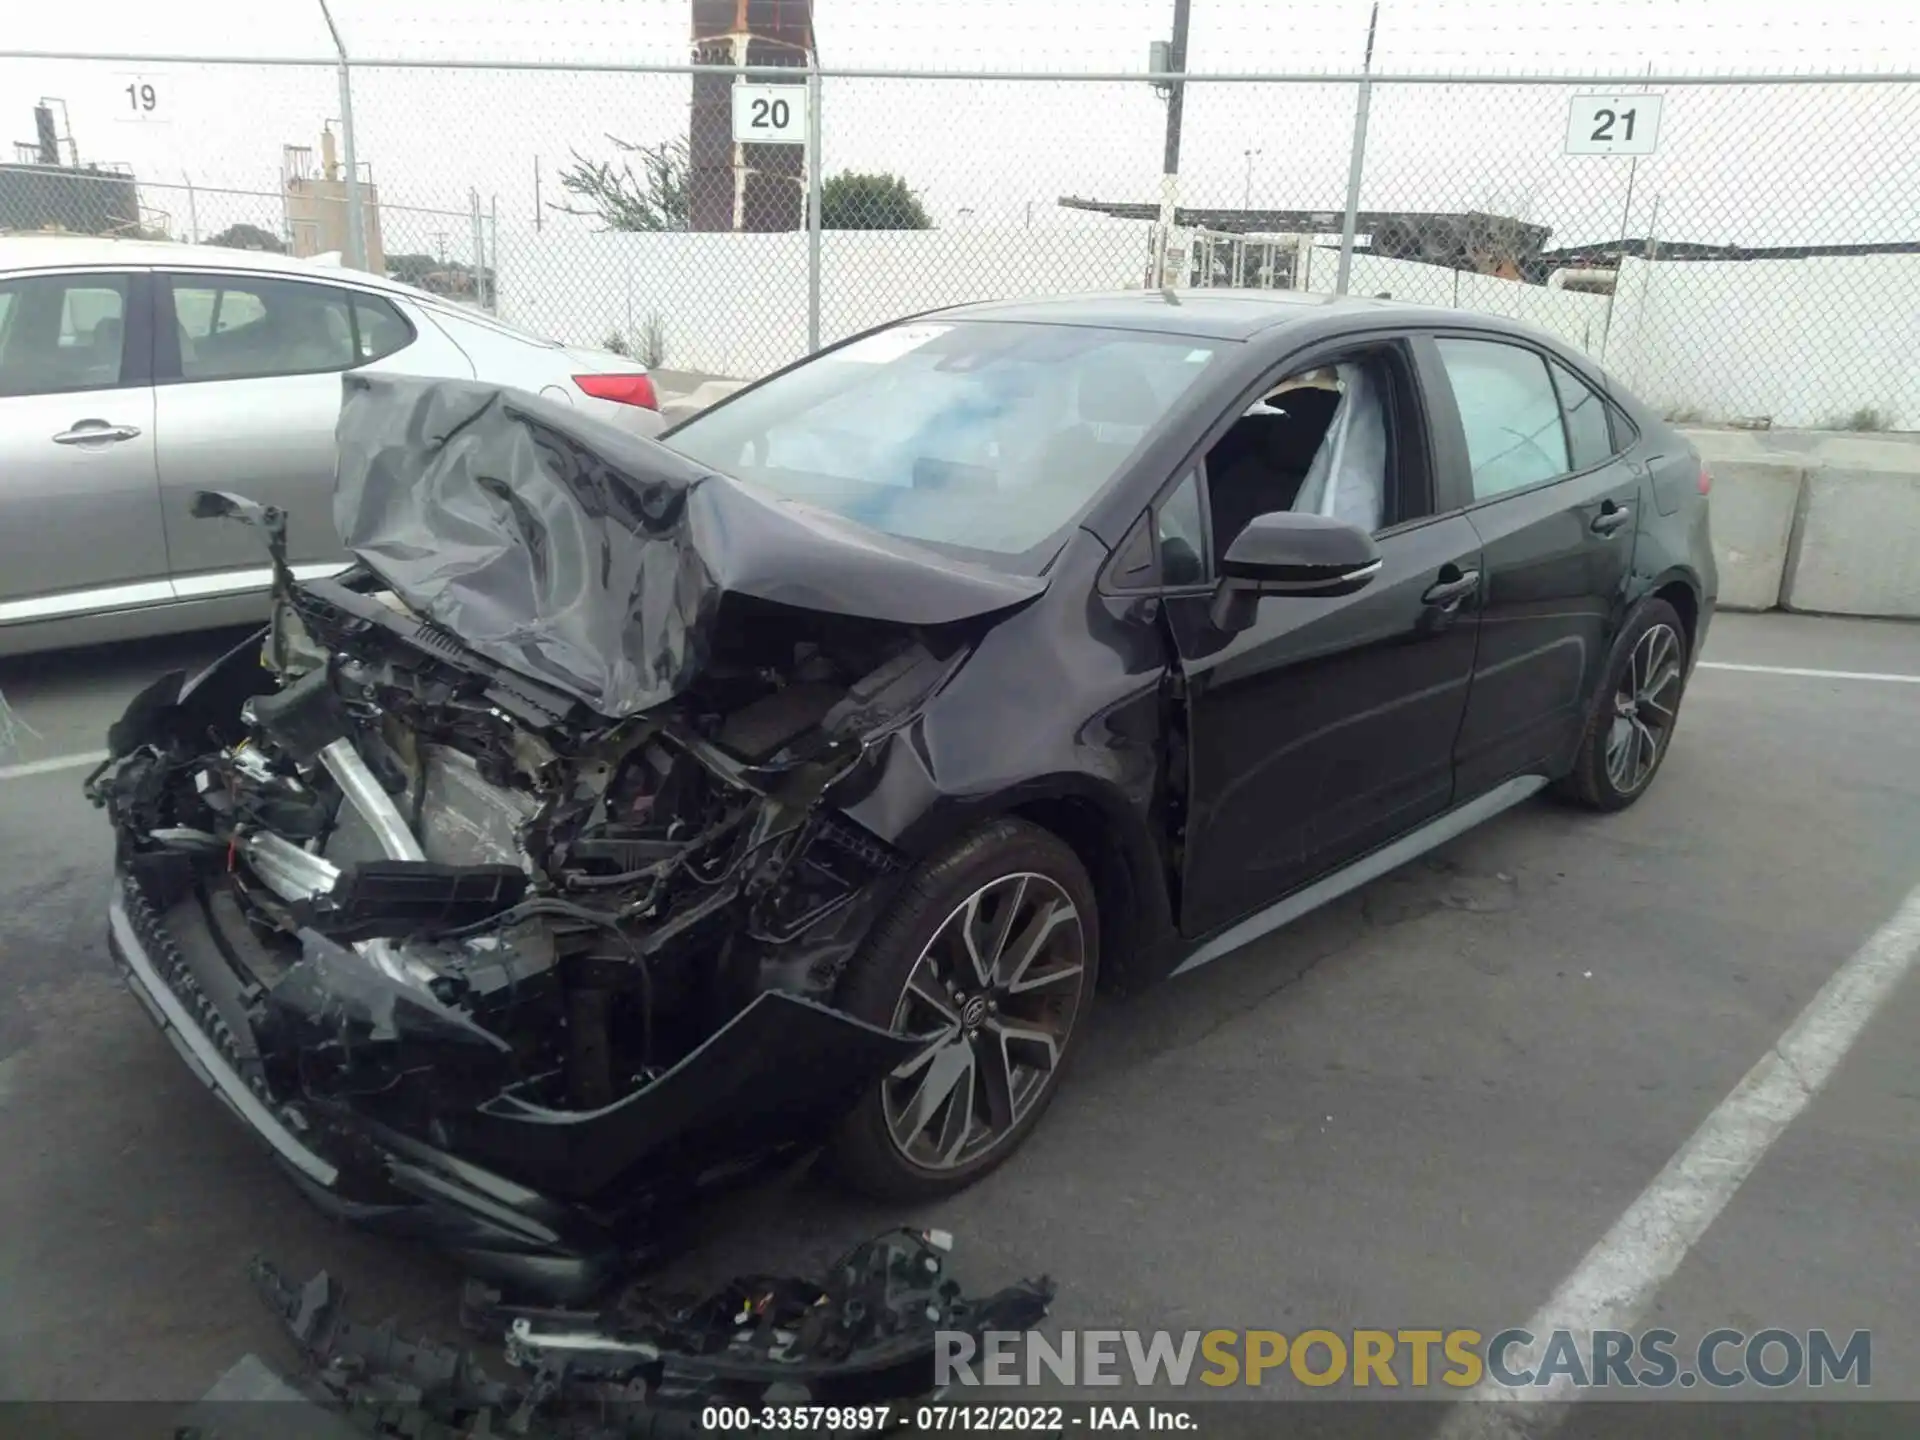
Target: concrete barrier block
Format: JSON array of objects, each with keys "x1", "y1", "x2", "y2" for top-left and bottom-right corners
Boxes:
[
  {"x1": 1783, "y1": 469, "x2": 1920, "y2": 617},
  {"x1": 1705, "y1": 460, "x2": 1803, "y2": 611},
  {"x1": 659, "y1": 378, "x2": 748, "y2": 426}
]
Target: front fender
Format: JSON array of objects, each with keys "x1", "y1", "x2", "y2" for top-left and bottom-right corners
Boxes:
[{"x1": 830, "y1": 728, "x2": 1177, "y2": 989}]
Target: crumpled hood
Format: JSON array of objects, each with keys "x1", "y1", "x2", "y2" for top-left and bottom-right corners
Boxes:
[{"x1": 334, "y1": 374, "x2": 1045, "y2": 717}]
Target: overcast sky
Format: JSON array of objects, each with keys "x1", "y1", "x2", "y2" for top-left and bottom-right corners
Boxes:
[{"x1": 4, "y1": 1, "x2": 1918, "y2": 254}]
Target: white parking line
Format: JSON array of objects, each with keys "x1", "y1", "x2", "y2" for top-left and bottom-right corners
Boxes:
[
  {"x1": 1699, "y1": 661, "x2": 1920, "y2": 684},
  {"x1": 1439, "y1": 879, "x2": 1920, "y2": 1437},
  {"x1": 0, "y1": 750, "x2": 107, "y2": 782}
]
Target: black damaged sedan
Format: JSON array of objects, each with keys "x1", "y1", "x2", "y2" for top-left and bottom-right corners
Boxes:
[{"x1": 89, "y1": 292, "x2": 1716, "y2": 1296}]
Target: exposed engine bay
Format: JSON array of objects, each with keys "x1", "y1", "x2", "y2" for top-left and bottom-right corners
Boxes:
[{"x1": 89, "y1": 559, "x2": 954, "y2": 1217}]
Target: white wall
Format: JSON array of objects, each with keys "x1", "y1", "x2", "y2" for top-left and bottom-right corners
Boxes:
[
  {"x1": 496, "y1": 226, "x2": 1150, "y2": 378},
  {"x1": 496, "y1": 229, "x2": 1920, "y2": 432},
  {"x1": 1605, "y1": 253, "x2": 1920, "y2": 430},
  {"x1": 497, "y1": 230, "x2": 810, "y2": 378}
]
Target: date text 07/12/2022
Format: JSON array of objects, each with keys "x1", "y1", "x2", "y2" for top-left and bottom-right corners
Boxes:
[{"x1": 697, "y1": 1404, "x2": 1198, "y2": 1431}]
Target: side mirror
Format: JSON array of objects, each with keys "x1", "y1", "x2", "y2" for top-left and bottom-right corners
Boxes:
[{"x1": 1208, "y1": 510, "x2": 1382, "y2": 633}]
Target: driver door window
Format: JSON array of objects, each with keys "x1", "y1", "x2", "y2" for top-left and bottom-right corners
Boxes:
[
  {"x1": 1199, "y1": 354, "x2": 1395, "y2": 568},
  {"x1": 1434, "y1": 338, "x2": 1571, "y2": 499},
  {"x1": 0, "y1": 273, "x2": 131, "y2": 397}
]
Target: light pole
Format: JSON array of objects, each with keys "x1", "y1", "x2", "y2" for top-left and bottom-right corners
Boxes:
[{"x1": 1242, "y1": 147, "x2": 1262, "y2": 210}]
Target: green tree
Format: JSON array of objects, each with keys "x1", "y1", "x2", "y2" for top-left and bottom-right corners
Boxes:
[
  {"x1": 821, "y1": 172, "x2": 931, "y2": 230},
  {"x1": 206, "y1": 222, "x2": 285, "y2": 253},
  {"x1": 552, "y1": 136, "x2": 689, "y2": 232}
]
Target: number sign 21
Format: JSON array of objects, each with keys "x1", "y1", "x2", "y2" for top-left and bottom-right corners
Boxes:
[{"x1": 1566, "y1": 94, "x2": 1663, "y2": 156}]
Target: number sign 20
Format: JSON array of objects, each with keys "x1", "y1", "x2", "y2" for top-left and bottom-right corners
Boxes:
[{"x1": 730, "y1": 83, "x2": 808, "y2": 145}]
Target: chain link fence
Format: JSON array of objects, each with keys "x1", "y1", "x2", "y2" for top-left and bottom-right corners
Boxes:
[
  {"x1": 1344, "y1": 78, "x2": 1920, "y2": 428},
  {"x1": 3, "y1": 41, "x2": 1917, "y2": 428}
]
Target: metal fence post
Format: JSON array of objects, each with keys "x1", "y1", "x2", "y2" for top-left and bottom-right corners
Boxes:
[
  {"x1": 470, "y1": 189, "x2": 485, "y2": 306},
  {"x1": 1334, "y1": 3, "x2": 1379, "y2": 295},
  {"x1": 1156, "y1": 0, "x2": 1192, "y2": 288},
  {"x1": 318, "y1": 0, "x2": 368, "y2": 270},
  {"x1": 806, "y1": 64, "x2": 823, "y2": 353}
]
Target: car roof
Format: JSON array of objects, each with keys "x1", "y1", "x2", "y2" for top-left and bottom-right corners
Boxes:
[
  {"x1": 929, "y1": 288, "x2": 1548, "y2": 345},
  {"x1": 0, "y1": 233, "x2": 442, "y2": 306}
]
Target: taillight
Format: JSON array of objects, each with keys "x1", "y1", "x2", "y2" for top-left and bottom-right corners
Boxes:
[
  {"x1": 1697, "y1": 460, "x2": 1713, "y2": 495},
  {"x1": 574, "y1": 372, "x2": 658, "y2": 410}
]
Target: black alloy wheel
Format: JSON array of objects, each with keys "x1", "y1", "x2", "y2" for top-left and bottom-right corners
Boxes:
[
  {"x1": 829, "y1": 819, "x2": 1097, "y2": 1199},
  {"x1": 1606, "y1": 619, "x2": 1685, "y2": 795},
  {"x1": 1560, "y1": 597, "x2": 1691, "y2": 811},
  {"x1": 881, "y1": 871, "x2": 1088, "y2": 1170}
]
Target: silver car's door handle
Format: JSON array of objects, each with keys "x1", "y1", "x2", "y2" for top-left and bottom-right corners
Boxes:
[
  {"x1": 1590, "y1": 502, "x2": 1633, "y2": 536},
  {"x1": 53, "y1": 421, "x2": 143, "y2": 445}
]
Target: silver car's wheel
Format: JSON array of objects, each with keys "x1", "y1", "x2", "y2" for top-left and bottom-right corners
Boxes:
[{"x1": 882, "y1": 873, "x2": 1088, "y2": 1170}]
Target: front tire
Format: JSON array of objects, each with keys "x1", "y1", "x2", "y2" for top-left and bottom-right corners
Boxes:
[
  {"x1": 1558, "y1": 598, "x2": 1690, "y2": 812},
  {"x1": 828, "y1": 818, "x2": 1098, "y2": 1201}
]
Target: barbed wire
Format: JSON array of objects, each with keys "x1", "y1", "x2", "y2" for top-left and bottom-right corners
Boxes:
[{"x1": 5, "y1": 0, "x2": 1918, "y2": 77}]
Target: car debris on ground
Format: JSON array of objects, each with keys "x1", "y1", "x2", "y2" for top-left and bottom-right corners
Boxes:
[{"x1": 173, "y1": 1229, "x2": 1052, "y2": 1440}]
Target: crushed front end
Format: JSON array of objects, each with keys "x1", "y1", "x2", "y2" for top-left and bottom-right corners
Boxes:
[{"x1": 88, "y1": 568, "x2": 957, "y2": 1298}]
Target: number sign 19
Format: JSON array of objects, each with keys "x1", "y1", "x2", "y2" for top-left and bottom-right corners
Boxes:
[
  {"x1": 1565, "y1": 94, "x2": 1663, "y2": 156},
  {"x1": 730, "y1": 82, "x2": 808, "y2": 146},
  {"x1": 113, "y1": 73, "x2": 167, "y2": 123}
]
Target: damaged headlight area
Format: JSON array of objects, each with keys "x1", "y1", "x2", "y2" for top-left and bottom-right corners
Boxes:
[{"x1": 87, "y1": 562, "x2": 961, "y2": 1296}]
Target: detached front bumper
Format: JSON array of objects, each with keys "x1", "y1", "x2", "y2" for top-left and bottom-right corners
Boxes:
[
  {"x1": 106, "y1": 857, "x2": 924, "y2": 1300},
  {"x1": 106, "y1": 873, "x2": 622, "y2": 1300}
]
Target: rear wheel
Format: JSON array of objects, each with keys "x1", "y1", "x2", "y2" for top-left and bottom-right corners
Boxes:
[
  {"x1": 828, "y1": 818, "x2": 1097, "y2": 1201},
  {"x1": 1558, "y1": 598, "x2": 1690, "y2": 811}
]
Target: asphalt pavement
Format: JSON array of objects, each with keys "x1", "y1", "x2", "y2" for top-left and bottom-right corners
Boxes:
[{"x1": 2, "y1": 611, "x2": 1917, "y2": 1428}]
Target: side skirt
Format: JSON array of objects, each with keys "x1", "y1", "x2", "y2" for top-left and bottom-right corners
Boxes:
[{"x1": 1169, "y1": 774, "x2": 1548, "y2": 978}]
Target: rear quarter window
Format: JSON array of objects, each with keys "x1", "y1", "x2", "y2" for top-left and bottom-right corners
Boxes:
[{"x1": 1551, "y1": 359, "x2": 1619, "y2": 471}]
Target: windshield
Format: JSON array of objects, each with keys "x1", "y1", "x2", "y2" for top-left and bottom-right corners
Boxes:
[{"x1": 665, "y1": 320, "x2": 1219, "y2": 565}]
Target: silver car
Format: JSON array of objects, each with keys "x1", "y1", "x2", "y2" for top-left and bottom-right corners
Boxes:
[{"x1": 0, "y1": 235, "x2": 665, "y2": 657}]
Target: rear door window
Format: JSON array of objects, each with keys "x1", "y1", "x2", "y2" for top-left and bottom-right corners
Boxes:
[
  {"x1": 1435, "y1": 337, "x2": 1572, "y2": 500},
  {"x1": 166, "y1": 275, "x2": 358, "y2": 382}
]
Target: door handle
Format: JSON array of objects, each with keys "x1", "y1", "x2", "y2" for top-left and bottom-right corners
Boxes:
[
  {"x1": 1421, "y1": 569, "x2": 1481, "y2": 608},
  {"x1": 1590, "y1": 502, "x2": 1633, "y2": 536},
  {"x1": 53, "y1": 421, "x2": 142, "y2": 445}
]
